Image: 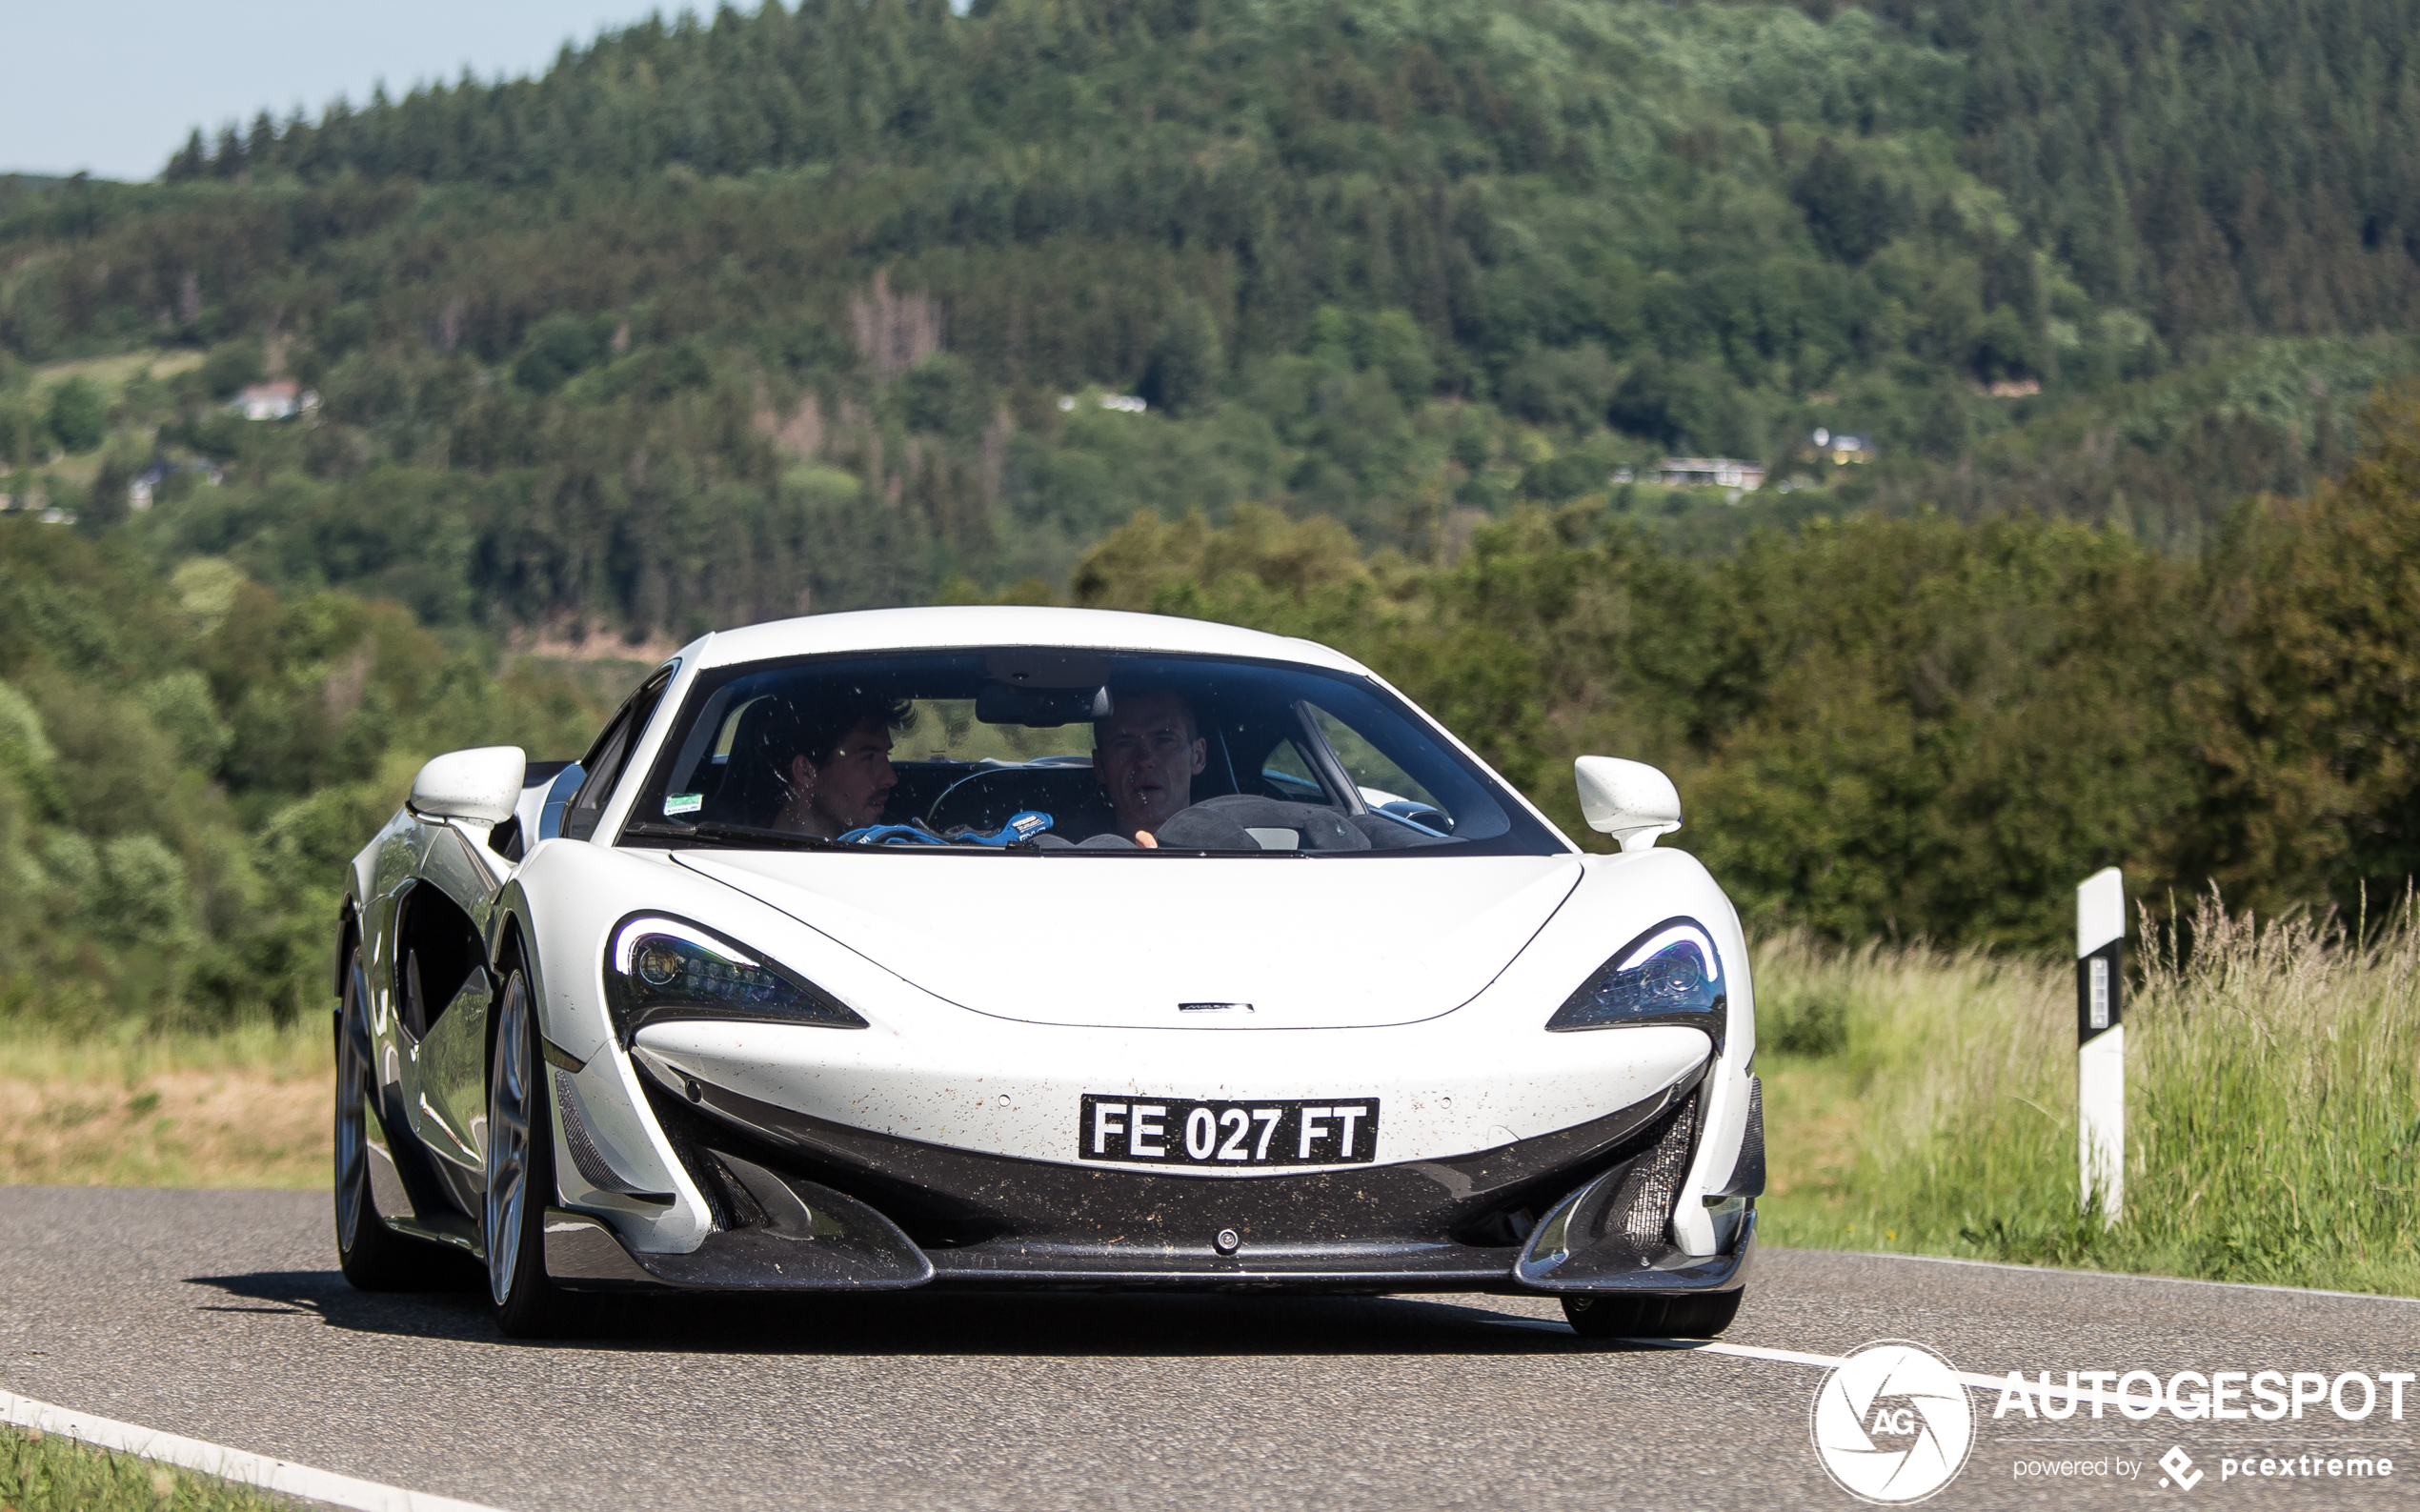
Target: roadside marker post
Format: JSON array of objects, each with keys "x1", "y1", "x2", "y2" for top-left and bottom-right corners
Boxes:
[{"x1": 2076, "y1": 867, "x2": 2125, "y2": 1222}]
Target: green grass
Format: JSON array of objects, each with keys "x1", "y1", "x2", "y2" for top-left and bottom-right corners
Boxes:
[
  {"x1": 1756, "y1": 894, "x2": 2420, "y2": 1295},
  {"x1": 0, "y1": 1425, "x2": 288, "y2": 1512},
  {"x1": 26, "y1": 349, "x2": 203, "y2": 395}
]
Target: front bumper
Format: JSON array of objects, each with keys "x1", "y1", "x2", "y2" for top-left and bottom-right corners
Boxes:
[{"x1": 544, "y1": 1061, "x2": 1758, "y2": 1297}]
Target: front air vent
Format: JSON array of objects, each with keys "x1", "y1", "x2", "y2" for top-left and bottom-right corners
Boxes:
[
  {"x1": 555, "y1": 1072, "x2": 674, "y2": 1202},
  {"x1": 1616, "y1": 1092, "x2": 1699, "y2": 1244}
]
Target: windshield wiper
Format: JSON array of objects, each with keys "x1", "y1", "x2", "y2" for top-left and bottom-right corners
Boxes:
[{"x1": 622, "y1": 820, "x2": 847, "y2": 852}]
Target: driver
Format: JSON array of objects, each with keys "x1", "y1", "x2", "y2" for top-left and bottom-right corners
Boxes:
[
  {"x1": 1093, "y1": 690, "x2": 1206, "y2": 843},
  {"x1": 721, "y1": 691, "x2": 909, "y2": 837}
]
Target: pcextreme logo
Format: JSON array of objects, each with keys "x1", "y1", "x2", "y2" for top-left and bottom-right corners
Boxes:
[{"x1": 1810, "y1": 1341, "x2": 1978, "y2": 1504}]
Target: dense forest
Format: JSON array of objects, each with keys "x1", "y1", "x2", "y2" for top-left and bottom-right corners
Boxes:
[
  {"x1": 3, "y1": 0, "x2": 2420, "y2": 1025},
  {"x1": 0, "y1": 523, "x2": 617, "y2": 1024},
  {"x1": 3, "y1": 0, "x2": 2416, "y2": 638}
]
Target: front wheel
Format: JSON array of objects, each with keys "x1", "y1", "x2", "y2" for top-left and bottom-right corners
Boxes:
[
  {"x1": 1563, "y1": 1289, "x2": 1743, "y2": 1341},
  {"x1": 484, "y1": 963, "x2": 582, "y2": 1338}
]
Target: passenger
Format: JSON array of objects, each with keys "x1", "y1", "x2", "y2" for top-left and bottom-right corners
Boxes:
[
  {"x1": 1092, "y1": 690, "x2": 1206, "y2": 843},
  {"x1": 719, "y1": 691, "x2": 909, "y2": 837}
]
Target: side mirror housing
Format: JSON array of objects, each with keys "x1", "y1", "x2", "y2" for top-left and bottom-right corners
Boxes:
[
  {"x1": 410, "y1": 746, "x2": 527, "y2": 827},
  {"x1": 1574, "y1": 756, "x2": 1682, "y2": 854}
]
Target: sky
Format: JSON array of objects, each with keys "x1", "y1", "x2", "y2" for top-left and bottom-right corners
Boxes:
[{"x1": 0, "y1": 1, "x2": 674, "y2": 181}]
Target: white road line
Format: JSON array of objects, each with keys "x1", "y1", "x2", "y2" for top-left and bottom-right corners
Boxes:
[
  {"x1": 1846, "y1": 1250, "x2": 2420, "y2": 1305},
  {"x1": 1631, "y1": 1337, "x2": 2157, "y2": 1411},
  {"x1": 1485, "y1": 1316, "x2": 2155, "y2": 1412},
  {"x1": 0, "y1": 1391, "x2": 511, "y2": 1512}
]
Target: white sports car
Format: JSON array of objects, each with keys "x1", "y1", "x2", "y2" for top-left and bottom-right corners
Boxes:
[{"x1": 335, "y1": 607, "x2": 1763, "y2": 1338}]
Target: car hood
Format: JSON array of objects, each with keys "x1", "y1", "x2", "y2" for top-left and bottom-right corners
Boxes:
[{"x1": 673, "y1": 851, "x2": 1583, "y2": 1029}]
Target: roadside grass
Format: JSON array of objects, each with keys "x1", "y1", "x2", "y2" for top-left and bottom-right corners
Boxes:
[
  {"x1": 27, "y1": 349, "x2": 205, "y2": 393},
  {"x1": 1756, "y1": 895, "x2": 2420, "y2": 1296},
  {"x1": 0, "y1": 1019, "x2": 327, "y2": 1189},
  {"x1": 0, "y1": 1426, "x2": 287, "y2": 1512}
]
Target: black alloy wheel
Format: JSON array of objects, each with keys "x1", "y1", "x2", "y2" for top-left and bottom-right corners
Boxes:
[
  {"x1": 484, "y1": 961, "x2": 582, "y2": 1338},
  {"x1": 1562, "y1": 1288, "x2": 1744, "y2": 1341},
  {"x1": 334, "y1": 945, "x2": 448, "y2": 1289}
]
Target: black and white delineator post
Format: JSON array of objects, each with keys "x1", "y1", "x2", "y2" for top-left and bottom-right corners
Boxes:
[{"x1": 2076, "y1": 867, "x2": 2125, "y2": 1222}]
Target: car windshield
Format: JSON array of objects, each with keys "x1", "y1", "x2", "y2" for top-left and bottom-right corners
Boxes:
[{"x1": 621, "y1": 649, "x2": 1562, "y2": 857}]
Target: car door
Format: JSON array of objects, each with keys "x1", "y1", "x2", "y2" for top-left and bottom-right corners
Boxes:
[{"x1": 402, "y1": 821, "x2": 511, "y2": 1186}]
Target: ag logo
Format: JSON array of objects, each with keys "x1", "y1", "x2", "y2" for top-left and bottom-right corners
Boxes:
[{"x1": 1810, "y1": 1340, "x2": 1976, "y2": 1504}]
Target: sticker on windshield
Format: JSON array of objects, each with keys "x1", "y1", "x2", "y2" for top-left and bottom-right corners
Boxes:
[{"x1": 663, "y1": 792, "x2": 703, "y2": 816}]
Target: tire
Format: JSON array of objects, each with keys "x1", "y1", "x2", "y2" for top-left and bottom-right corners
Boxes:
[
  {"x1": 334, "y1": 945, "x2": 454, "y2": 1290},
  {"x1": 1562, "y1": 1288, "x2": 1744, "y2": 1341},
  {"x1": 483, "y1": 962, "x2": 584, "y2": 1339}
]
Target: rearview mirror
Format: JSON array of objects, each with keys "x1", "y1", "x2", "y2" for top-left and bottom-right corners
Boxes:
[
  {"x1": 410, "y1": 745, "x2": 527, "y2": 826},
  {"x1": 976, "y1": 682, "x2": 1112, "y2": 728},
  {"x1": 1573, "y1": 756, "x2": 1682, "y2": 854}
]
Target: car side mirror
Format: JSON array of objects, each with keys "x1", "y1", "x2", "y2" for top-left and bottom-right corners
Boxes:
[
  {"x1": 410, "y1": 746, "x2": 527, "y2": 827},
  {"x1": 1573, "y1": 756, "x2": 1682, "y2": 854}
]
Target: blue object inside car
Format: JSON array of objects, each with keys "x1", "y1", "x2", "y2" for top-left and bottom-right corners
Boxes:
[{"x1": 840, "y1": 811, "x2": 1056, "y2": 847}]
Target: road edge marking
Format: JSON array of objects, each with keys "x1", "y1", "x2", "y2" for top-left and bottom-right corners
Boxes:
[
  {"x1": 1805, "y1": 1249, "x2": 2420, "y2": 1305},
  {"x1": 1482, "y1": 1320, "x2": 2159, "y2": 1413},
  {"x1": 1629, "y1": 1337, "x2": 2150, "y2": 1410},
  {"x1": 0, "y1": 1390, "x2": 512, "y2": 1512}
]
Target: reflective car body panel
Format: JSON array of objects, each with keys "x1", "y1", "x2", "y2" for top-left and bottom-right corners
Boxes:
[{"x1": 672, "y1": 849, "x2": 1585, "y2": 1030}]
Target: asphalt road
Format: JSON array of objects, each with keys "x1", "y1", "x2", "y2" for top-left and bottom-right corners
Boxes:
[{"x1": 2, "y1": 1188, "x2": 2412, "y2": 1510}]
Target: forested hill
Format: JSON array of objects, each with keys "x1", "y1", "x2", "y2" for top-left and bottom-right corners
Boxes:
[
  {"x1": 2, "y1": 0, "x2": 2417, "y2": 644},
  {"x1": 172, "y1": 0, "x2": 2420, "y2": 344}
]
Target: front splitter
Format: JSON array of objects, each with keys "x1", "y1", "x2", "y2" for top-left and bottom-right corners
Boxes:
[{"x1": 546, "y1": 1059, "x2": 1753, "y2": 1297}]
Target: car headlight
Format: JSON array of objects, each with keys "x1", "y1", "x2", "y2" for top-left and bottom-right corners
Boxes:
[
  {"x1": 1547, "y1": 917, "x2": 1726, "y2": 1043},
  {"x1": 605, "y1": 915, "x2": 867, "y2": 1044}
]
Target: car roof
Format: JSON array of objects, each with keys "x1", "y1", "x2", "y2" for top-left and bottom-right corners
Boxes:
[{"x1": 676, "y1": 606, "x2": 1371, "y2": 676}]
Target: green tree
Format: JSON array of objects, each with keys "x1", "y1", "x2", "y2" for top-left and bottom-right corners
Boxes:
[
  {"x1": 1140, "y1": 298, "x2": 1223, "y2": 417},
  {"x1": 2173, "y1": 387, "x2": 2420, "y2": 914},
  {"x1": 46, "y1": 380, "x2": 105, "y2": 454},
  {"x1": 198, "y1": 342, "x2": 265, "y2": 399},
  {"x1": 512, "y1": 314, "x2": 606, "y2": 394}
]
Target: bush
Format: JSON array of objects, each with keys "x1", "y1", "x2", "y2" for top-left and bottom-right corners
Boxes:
[
  {"x1": 45, "y1": 379, "x2": 105, "y2": 454},
  {"x1": 197, "y1": 341, "x2": 264, "y2": 399},
  {"x1": 1499, "y1": 344, "x2": 1616, "y2": 431},
  {"x1": 1517, "y1": 453, "x2": 1603, "y2": 502},
  {"x1": 512, "y1": 313, "x2": 607, "y2": 393},
  {"x1": 897, "y1": 353, "x2": 983, "y2": 436},
  {"x1": 1140, "y1": 298, "x2": 1224, "y2": 417}
]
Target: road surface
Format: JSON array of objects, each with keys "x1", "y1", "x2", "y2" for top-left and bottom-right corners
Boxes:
[{"x1": 1, "y1": 1188, "x2": 2410, "y2": 1508}]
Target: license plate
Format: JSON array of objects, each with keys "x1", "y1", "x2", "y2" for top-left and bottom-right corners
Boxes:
[{"x1": 1078, "y1": 1095, "x2": 1381, "y2": 1167}]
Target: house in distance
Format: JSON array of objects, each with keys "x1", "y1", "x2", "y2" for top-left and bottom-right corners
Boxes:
[
  {"x1": 232, "y1": 382, "x2": 320, "y2": 421},
  {"x1": 1655, "y1": 456, "x2": 1768, "y2": 494},
  {"x1": 1809, "y1": 428, "x2": 1879, "y2": 466}
]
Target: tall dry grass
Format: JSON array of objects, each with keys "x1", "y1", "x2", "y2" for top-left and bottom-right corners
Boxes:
[
  {"x1": 0, "y1": 1019, "x2": 328, "y2": 1188},
  {"x1": 1757, "y1": 895, "x2": 2420, "y2": 1295}
]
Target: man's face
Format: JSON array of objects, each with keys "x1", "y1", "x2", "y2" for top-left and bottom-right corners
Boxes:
[
  {"x1": 792, "y1": 717, "x2": 897, "y2": 833},
  {"x1": 1093, "y1": 692, "x2": 1206, "y2": 838}
]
